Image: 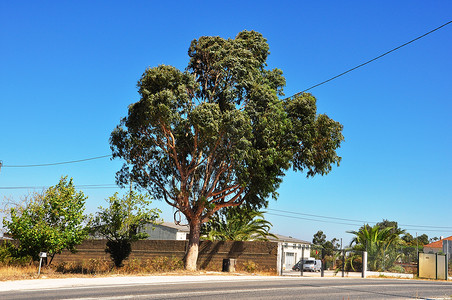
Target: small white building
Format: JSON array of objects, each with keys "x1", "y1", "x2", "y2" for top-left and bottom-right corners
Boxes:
[
  {"x1": 142, "y1": 222, "x2": 189, "y2": 240},
  {"x1": 268, "y1": 234, "x2": 311, "y2": 272}
]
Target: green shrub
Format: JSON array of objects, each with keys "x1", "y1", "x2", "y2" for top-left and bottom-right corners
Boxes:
[
  {"x1": 388, "y1": 265, "x2": 405, "y2": 273},
  {"x1": 0, "y1": 241, "x2": 31, "y2": 266}
]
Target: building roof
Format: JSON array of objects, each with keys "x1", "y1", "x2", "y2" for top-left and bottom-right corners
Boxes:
[
  {"x1": 423, "y1": 236, "x2": 452, "y2": 249},
  {"x1": 157, "y1": 222, "x2": 190, "y2": 232},
  {"x1": 267, "y1": 233, "x2": 310, "y2": 244}
]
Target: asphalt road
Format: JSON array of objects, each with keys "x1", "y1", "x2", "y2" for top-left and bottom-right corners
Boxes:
[{"x1": 1, "y1": 277, "x2": 451, "y2": 300}]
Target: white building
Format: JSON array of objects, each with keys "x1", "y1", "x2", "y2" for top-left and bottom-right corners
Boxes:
[
  {"x1": 269, "y1": 234, "x2": 311, "y2": 272},
  {"x1": 142, "y1": 222, "x2": 189, "y2": 240}
]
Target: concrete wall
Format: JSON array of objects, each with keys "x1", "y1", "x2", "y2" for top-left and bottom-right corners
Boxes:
[{"x1": 51, "y1": 239, "x2": 279, "y2": 273}]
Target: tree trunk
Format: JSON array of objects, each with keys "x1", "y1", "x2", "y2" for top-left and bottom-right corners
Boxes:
[{"x1": 185, "y1": 220, "x2": 201, "y2": 271}]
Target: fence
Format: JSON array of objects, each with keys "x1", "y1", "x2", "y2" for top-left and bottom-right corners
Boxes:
[
  {"x1": 364, "y1": 243, "x2": 419, "y2": 275},
  {"x1": 283, "y1": 243, "x2": 425, "y2": 278}
]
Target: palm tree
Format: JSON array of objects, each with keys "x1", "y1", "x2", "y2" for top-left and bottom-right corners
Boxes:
[
  {"x1": 348, "y1": 224, "x2": 405, "y2": 271},
  {"x1": 201, "y1": 206, "x2": 276, "y2": 241}
]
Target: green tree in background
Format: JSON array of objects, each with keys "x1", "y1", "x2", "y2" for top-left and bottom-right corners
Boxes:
[
  {"x1": 3, "y1": 176, "x2": 88, "y2": 265},
  {"x1": 312, "y1": 230, "x2": 327, "y2": 246},
  {"x1": 312, "y1": 230, "x2": 340, "y2": 268},
  {"x1": 417, "y1": 234, "x2": 429, "y2": 246},
  {"x1": 376, "y1": 219, "x2": 405, "y2": 237},
  {"x1": 110, "y1": 30, "x2": 344, "y2": 270},
  {"x1": 402, "y1": 233, "x2": 429, "y2": 246},
  {"x1": 201, "y1": 206, "x2": 276, "y2": 241},
  {"x1": 90, "y1": 192, "x2": 160, "y2": 268}
]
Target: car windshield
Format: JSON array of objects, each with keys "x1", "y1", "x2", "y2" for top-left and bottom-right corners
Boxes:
[{"x1": 305, "y1": 260, "x2": 314, "y2": 264}]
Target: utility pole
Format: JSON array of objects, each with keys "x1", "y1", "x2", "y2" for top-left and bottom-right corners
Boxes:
[
  {"x1": 0, "y1": 160, "x2": 3, "y2": 173},
  {"x1": 416, "y1": 232, "x2": 419, "y2": 264}
]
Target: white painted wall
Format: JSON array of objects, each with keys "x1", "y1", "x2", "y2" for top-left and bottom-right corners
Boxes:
[
  {"x1": 281, "y1": 243, "x2": 311, "y2": 270},
  {"x1": 143, "y1": 224, "x2": 187, "y2": 240}
]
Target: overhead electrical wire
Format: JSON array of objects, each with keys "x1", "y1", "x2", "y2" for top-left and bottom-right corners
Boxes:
[
  {"x1": 267, "y1": 209, "x2": 452, "y2": 231},
  {"x1": 267, "y1": 211, "x2": 448, "y2": 233},
  {"x1": 2, "y1": 21, "x2": 451, "y2": 169},
  {"x1": 0, "y1": 184, "x2": 119, "y2": 190},
  {"x1": 1, "y1": 21, "x2": 451, "y2": 234},
  {"x1": 269, "y1": 208, "x2": 452, "y2": 229},
  {"x1": 1, "y1": 155, "x2": 111, "y2": 168},
  {"x1": 286, "y1": 19, "x2": 452, "y2": 97},
  {"x1": 266, "y1": 212, "x2": 363, "y2": 227}
]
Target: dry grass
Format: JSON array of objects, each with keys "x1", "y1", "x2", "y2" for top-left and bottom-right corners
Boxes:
[
  {"x1": 0, "y1": 265, "x2": 43, "y2": 281},
  {"x1": 0, "y1": 257, "x2": 185, "y2": 281},
  {"x1": 0, "y1": 257, "x2": 275, "y2": 281}
]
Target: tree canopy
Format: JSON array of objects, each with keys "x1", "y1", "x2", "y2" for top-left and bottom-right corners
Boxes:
[
  {"x1": 3, "y1": 176, "x2": 87, "y2": 265},
  {"x1": 312, "y1": 230, "x2": 339, "y2": 258},
  {"x1": 90, "y1": 191, "x2": 160, "y2": 267},
  {"x1": 110, "y1": 30, "x2": 344, "y2": 270},
  {"x1": 201, "y1": 206, "x2": 275, "y2": 241}
]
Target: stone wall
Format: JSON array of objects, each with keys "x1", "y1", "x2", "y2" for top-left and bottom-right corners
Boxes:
[{"x1": 51, "y1": 239, "x2": 278, "y2": 272}]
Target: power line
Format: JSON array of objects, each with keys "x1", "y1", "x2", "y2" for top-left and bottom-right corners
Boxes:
[
  {"x1": 267, "y1": 208, "x2": 452, "y2": 231},
  {"x1": 3, "y1": 23, "x2": 451, "y2": 169},
  {"x1": 269, "y1": 208, "x2": 369, "y2": 224},
  {"x1": 2, "y1": 155, "x2": 111, "y2": 168},
  {"x1": 0, "y1": 184, "x2": 119, "y2": 190},
  {"x1": 266, "y1": 212, "x2": 362, "y2": 227},
  {"x1": 268, "y1": 211, "x2": 448, "y2": 233},
  {"x1": 286, "y1": 19, "x2": 452, "y2": 97}
]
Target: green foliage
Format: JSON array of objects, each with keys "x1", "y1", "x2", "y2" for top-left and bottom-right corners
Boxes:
[
  {"x1": 312, "y1": 230, "x2": 339, "y2": 258},
  {"x1": 201, "y1": 206, "x2": 275, "y2": 241},
  {"x1": 348, "y1": 223, "x2": 405, "y2": 271},
  {"x1": 110, "y1": 30, "x2": 344, "y2": 269},
  {"x1": 402, "y1": 233, "x2": 429, "y2": 247},
  {"x1": 0, "y1": 241, "x2": 31, "y2": 266},
  {"x1": 417, "y1": 234, "x2": 429, "y2": 245},
  {"x1": 312, "y1": 230, "x2": 327, "y2": 245},
  {"x1": 335, "y1": 252, "x2": 363, "y2": 273},
  {"x1": 90, "y1": 191, "x2": 160, "y2": 267},
  {"x1": 3, "y1": 176, "x2": 88, "y2": 264}
]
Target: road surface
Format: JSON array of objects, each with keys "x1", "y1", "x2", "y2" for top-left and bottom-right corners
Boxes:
[{"x1": 1, "y1": 275, "x2": 451, "y2": 299}]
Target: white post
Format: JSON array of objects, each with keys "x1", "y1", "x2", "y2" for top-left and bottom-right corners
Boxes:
[
  {"x1": 37, "y1": 257, "x2": 43, "y2": 276},
  {"x1": 37, "y1": 252, "x2": 46, "y2": 276},
  {"x1": 362, "y1": 251, "x2": 367, "y2": 278}
]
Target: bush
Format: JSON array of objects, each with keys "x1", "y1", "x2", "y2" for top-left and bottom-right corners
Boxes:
[
  {"x1": 0, "y1": 241, "x2": 32, "y2": 266},
  {"x1": 242, "y1": 260, "x2": 258, "y2": 273},
  {"x1": 388, "y1": 265, "x2": 405, "y2": 273},
  {"x1": 55, "y1": 259, "x2": 111, "y2": 274}
]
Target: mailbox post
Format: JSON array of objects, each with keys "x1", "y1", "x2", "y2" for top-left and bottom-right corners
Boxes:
[{"x1": 38, "y1": 252, "x2": 47, "y2": 276}]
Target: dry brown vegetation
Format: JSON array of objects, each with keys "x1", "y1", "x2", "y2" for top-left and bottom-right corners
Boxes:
[{"x1": 0, "y1": 258, "x2": 272, "y2": 281}]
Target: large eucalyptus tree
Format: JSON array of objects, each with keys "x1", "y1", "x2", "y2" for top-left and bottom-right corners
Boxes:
[{"x1": 110, "y1": 30, "x2": 344, "y2": 270}]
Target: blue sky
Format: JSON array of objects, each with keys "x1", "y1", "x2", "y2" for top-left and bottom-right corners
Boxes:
[{"x1": 1, "y1": 1, "x2": 451, "y2": 244}]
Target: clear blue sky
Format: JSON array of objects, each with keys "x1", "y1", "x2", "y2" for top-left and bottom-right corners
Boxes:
[{"x1": 1, "y1": 1, "x2": 451, "y2": 244}]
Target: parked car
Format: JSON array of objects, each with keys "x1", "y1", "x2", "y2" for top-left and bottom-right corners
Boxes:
[{"x1": 292, "y1": 259, "x2": 322, "y2": 272}]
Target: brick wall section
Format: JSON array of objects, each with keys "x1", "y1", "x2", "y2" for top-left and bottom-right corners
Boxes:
[{"x1": 50, "y1": 239, "x2": 278, "y2": 272}]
